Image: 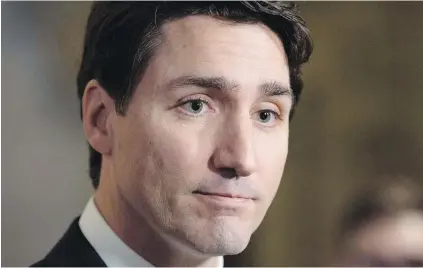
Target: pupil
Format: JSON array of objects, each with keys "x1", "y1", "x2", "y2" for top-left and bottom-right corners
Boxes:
[
  {"x1": 191, "y1": 101, "x2": 202, "y2": 111},
  {"x1": 260, "y1": 111, "x2": 270, "y2": 121}
]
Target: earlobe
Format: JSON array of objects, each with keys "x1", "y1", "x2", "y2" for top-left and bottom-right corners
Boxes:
[{"x1": 81, "y1": 80, "x2": 114, "y2": 156}]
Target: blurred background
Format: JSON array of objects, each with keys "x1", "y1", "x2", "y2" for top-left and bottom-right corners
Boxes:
[{"x1": 2, "y1": 2, "x2": 423, "y2": 266}]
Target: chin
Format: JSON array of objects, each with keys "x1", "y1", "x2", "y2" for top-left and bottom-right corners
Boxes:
[
  {"x1": 180, "y1": 220, "x2": 253, "y2": 256},
  {"x1": 191, "y1": 234, "x2": 251, "y2": 256}
]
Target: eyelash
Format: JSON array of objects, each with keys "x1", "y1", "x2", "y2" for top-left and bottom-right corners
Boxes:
[{"x1": 178, "y1": 96, "x2": 210, "y2": 107}]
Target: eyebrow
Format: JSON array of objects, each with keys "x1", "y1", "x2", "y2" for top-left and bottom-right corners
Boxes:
[
  {"x1": 165, "y1": 75, "x2": 293, "y2": 99},
  {"x1": 259, "y1": 80, "x2": 293, "y2": 98}
]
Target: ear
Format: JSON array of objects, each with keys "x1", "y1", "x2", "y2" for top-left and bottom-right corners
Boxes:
[{"x1": 81, "y1": 80, "x2": 115, "y2": 156}]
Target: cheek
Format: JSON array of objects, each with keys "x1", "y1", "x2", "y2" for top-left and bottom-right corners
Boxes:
[
  {"x1": 150, "y1": 121, "x2": 211, "y2": 179},
  {"x1": 256, "y1": 130, "x2": 289, "y2": 199},
  {"x1": 117, "y1": 114, "x2": 213, "y2": 195}
]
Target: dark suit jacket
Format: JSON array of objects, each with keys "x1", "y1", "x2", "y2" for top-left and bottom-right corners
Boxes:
[
  {"x1": 31, "y1": 217, "x2": 245, "y2": 267},
  {"x1": 32, "y1": 217, "x2": 106, "y2": 267}
]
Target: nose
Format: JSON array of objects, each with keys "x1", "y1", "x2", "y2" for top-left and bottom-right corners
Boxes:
[{"x1": 211, "y1": 115, "x2": 257, "y2": 178}]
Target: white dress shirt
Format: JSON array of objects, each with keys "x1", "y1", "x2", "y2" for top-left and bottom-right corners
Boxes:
[{"x1": 79, "y1": 196, "x2": 224, "y2": 267}]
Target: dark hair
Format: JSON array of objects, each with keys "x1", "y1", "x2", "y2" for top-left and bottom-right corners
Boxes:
[
  {"x1": 77, "y1": 1, "x2": 313, "y2": 189},
  {"x1": 338, "y1": 177, "x2": 423, "y2": 243}
]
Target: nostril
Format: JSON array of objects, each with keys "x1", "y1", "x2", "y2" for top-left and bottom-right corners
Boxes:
[{"x1": 218, "y1": 168, "x2": 238, "y2": 179}]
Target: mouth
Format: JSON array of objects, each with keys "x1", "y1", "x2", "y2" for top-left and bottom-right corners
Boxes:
[
  {"x1": 192, "y1": 190, "x2": 254, "y2": 200},
  {"x1": 192, "y1": 190, "x2": 255, "y2": 213}
]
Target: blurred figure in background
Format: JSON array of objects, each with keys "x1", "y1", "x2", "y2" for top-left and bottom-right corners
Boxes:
[{"x1": 334, "y1": 177, "x2": 423, "y2": 267}]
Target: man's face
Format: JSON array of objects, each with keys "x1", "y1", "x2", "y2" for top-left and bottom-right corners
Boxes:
[{"x1": 109, "y1": 16, "x2": 291, "y2": 255}]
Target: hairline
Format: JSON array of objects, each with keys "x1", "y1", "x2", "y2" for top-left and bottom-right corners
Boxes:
[{"x1": 118, "y1": 14, "x2": 294, "y2": 116}]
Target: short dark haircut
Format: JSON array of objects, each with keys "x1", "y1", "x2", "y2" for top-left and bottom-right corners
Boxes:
[{"x1": 77, "y1": 1, "x2": 313, "y2": 188}]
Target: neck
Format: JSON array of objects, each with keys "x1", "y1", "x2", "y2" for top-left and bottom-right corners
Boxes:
[{"x1": 94, "y1": 171, "x2": 222, "y2": 267}]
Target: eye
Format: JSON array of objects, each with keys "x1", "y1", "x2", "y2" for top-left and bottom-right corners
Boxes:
[
  {"x1": 258, "y1": 110, "x2": 273, "y2": 123},
  {"x1": 179, "y1": 98, "x2": 210, "y2": 115},
  {"x1": 253, "y1": 109, "x2": 281, "y2": 126}
]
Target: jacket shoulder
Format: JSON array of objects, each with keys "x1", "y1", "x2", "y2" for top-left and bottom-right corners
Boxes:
[{"x1": 30, "y1": 217, "x2": 106, "y2": 267}]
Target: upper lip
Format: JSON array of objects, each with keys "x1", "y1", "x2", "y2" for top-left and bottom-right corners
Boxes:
[{"x1": 193, "y1": 190, "x2": 254, "y2": 200}]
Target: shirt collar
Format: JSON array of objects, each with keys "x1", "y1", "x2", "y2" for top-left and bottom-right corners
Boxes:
[{"x1": 79, "y1": 196, "x2": 224, "y2": 267}]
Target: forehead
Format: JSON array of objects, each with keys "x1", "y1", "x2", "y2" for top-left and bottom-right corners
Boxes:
[{"x1": 149, "y1": 15, "x2": 290, "y2": 89}]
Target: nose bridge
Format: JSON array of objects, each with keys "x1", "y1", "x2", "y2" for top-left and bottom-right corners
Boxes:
[{"x1": 215, "y1": 113, "x2": 256, "y2": 176}]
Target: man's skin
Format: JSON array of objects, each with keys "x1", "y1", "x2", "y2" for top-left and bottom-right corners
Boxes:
[{"x1": 82, "y1": 15, "x2": 292, "y2": 267}]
